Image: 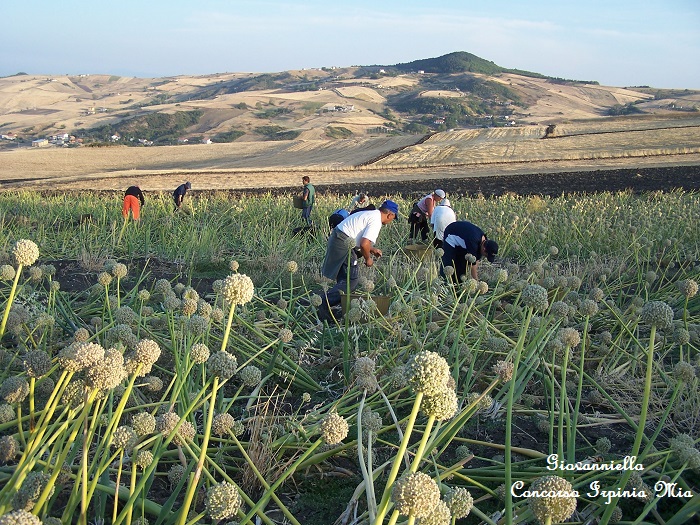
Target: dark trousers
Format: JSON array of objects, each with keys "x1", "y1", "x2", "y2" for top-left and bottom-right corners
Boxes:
[
  {"x1": 301, "y1": 205, "x2": 313, "y2": 226},
  {"x1": 323, "y1": 249, "x2": 360, "y2": 309},
  {"x1": 408, "y1": 204, "x2": 429, "y2": 241},
  {"x1": 441, "y1": 243, "x2": 468, "y2": 283}
]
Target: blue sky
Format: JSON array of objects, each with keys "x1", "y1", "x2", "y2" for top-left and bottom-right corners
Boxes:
[{"x1": 2, "y1": 0, "x2": 698, "y2": 88}]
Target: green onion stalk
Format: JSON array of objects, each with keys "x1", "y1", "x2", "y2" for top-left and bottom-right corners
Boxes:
[
  {"x1": 557, "y1": 340, "x2": 572, "y2": 470},
  {"x1": 23, "y1": 389, "x2": 100, "y2": 517},
  {"x1": 357, "y1": 390, "x2": 377, "y2": 522},
  {"x1": 504, "y1": 308, "x2": 534, "y2": 524},
  {"x1": 0, "y1": 370, "x2": 75, "y2": 504},
  {"x1": 599, "y1": 322, "x2": 658, "y2": 523},
  {"x1": 0, "y1": 261, "x2": 25, "y2": 340},
  {"x1": 176, "y1": 375, "x2": 218, "y2": 525},
  {"x1": 372, "y1": 391, "x2": 424, "y2": 525},
  {"x1": 112, "y1": 449, "x2": 125, "y2": 524},
  {"x1": 113, "y1": 385, "x2": 210, "y2": 525},
  {"x1": 569, "y1": 316, "x2": 591, "y2": 463}
]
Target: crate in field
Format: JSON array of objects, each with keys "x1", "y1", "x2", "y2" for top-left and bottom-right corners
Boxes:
[
  {"x1": 403, "y1": 243, "x2": 432, "y2": 260},
  {"x1": 293, "y1": 195, "x2": 305, "y2": 209},
  {"x1": 340, "y1": 293, "x2": 391, "y2": 317}
]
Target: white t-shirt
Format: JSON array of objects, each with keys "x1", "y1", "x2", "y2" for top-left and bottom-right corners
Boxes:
[
  {"x1": 338, "y1": 210, "x2": 382, "y2": 246},
  {"x1": 431, "y1": 205, "x2": 457, "y2": 241}
]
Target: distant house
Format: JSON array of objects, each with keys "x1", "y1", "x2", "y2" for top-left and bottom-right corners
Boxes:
[
  {"x1": 177, "y1": 137, "x2": 189, "y2": 144},
  {"x1": 321, "y1": 104, "x2": 355, "y2": 113},
  {"x1": 202, "y1": 138, "x2": 212, "y2": 144},
  {"x1": 110, "y1": 133, "x2": 121, "y2": 142},
  {"x1": 0, "y1": 133, "x2": 16, "y2": 140},
  {"x1": 32, "y1": 138, "x2": 49, "y2": 147}
]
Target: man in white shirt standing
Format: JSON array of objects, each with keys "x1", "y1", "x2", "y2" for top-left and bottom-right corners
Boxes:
[
  {"x1": 319, "y1": 200, "x2": 399, "y2": 321},
  {"x1": 430, "y1": 198, "x2": 456, "y2": 249}
]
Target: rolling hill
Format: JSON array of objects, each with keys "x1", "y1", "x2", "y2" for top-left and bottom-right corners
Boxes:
[{"x1": 1, "y1": 51, "x2": 698, "y2": 150}]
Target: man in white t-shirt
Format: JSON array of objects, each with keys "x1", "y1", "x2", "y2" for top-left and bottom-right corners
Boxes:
[
  {"x1": 430, "y1": 198, "x2": 457, "y2": 249},
  {"x1": 318, "y1": 200, "x2": 399, "y2": 321}
]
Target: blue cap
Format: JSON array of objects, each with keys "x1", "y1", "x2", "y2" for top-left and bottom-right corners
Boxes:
[{"x1": 381, "y1": 200, "x2": 399, "y2": 216}]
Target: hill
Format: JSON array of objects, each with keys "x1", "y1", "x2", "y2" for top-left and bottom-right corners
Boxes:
[
  {"x1": 1, "y1": 51, "x2": 698, "y2": 150},
  {"x1": 390, "y1": 51, "x2": 540, "y2": 78}
]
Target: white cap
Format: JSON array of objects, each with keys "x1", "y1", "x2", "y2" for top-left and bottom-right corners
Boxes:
[
  {"x1": 434, "y1": 189, "x2": 446, "y2": 199},
  {"x1": 441, "y1": 198, "x2": 451, "y2": 207}
]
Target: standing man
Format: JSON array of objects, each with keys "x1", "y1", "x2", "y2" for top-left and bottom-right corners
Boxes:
[
  {"x1": 122, "y1": 185, "x2": 145, "y2": 221},
  {"x1": 409, "y1": 189, "x2": 445, "y2": 243},
  {"x1": 441, "y1": 221, "x2": 498, "y2": 283},
  {"x1": 319, "y1": 200, "x2": 399, "y2": 321},
  {"x1": 301, "y1": 176, "x2": 315, "y2": 226},
  {"x1": 430, "y1": 198, "x2": 456, "y2": 249},
  {"x1": 173, "y1": 181, "x2": 191, "y2": 211}
]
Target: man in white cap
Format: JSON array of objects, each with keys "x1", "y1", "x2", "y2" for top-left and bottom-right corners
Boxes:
[
  {"x1": 408, "y1": 189, "x2": 445, "y2": 243},
  {"x1": 430, "y1": 197, "x2": 456, "y2": 249}
]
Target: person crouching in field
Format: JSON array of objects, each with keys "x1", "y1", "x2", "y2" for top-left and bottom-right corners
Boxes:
[
  {"x1": 328, "y1": 193, "x2": 376, "y2": 229},
  {"x1": 441, "y1": 221, "x2": 498, "y2": 283},
  {"x1": 409, "y1": 189, "x2": 445, "y2": 242},
  {"x1": 173, "y1": 181, "x2": 191, "y2": 211},
  {"x1": 319, "y1": 200, "x2": 399, "y2": 322},
  {"x1": 122, "y1": 185, "x2": 145, "y2": 221}
]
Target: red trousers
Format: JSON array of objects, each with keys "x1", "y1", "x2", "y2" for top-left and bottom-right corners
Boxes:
[{"x1": 122, "y1": 195, "x2": 141, "y2": 220}]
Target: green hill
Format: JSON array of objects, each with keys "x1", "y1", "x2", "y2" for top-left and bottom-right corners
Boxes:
[
  {"x1": 390, "y1": 51, "x2": 549, "y2": 79},
  {"x1": 393, "y1": 51, "x2": 505, "y2": 75}
]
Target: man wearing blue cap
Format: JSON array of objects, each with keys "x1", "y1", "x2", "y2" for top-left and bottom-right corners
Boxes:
[{"x1": 318, "y1": 200, "x2": 399, "y2": 321}]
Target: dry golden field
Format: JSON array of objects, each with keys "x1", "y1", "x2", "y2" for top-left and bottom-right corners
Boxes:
[{"x1": 1, "y1": 116, "x2": 699, "y2": 191}]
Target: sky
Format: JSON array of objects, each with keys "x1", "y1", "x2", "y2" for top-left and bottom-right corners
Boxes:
[{"x1": 2, "y1": 0, "x2": 699, "y2": 88}]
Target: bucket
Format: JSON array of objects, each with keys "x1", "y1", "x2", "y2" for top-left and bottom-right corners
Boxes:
[
  {"x1": 403, "y1": 244, "x2": 432, "y2": 260},
  {"x1": 293, "y1": 195, "x2": 305, "y2": 209},
  {"x1": 340, "y1": 293, "x2": 391, "y2": 317}
]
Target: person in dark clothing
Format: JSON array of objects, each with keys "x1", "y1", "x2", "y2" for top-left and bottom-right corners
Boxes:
[
  {"x1": 441, "y1": 221, "x2": 498, "y2": 283},
  {"x1": 328, "y1": 201, "x2": 377, "y2": 229},
  {"x1": 122, "y1": 185, "x2": 145, "y2": 221},
  {"x1": 328, "y1": 208, "x2": 349, "y2": 229},
  {"x1": 173, "y1": 182, "x2": 191, "y2": 211},
  {"x1": 300, "y1": 176, "x2": 315, "y2": 226}
]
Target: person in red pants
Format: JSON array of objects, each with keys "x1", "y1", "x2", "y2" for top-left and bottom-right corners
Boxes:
[{"x1": 123, "y1": 185, "x2": 145, "y2": 221}]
